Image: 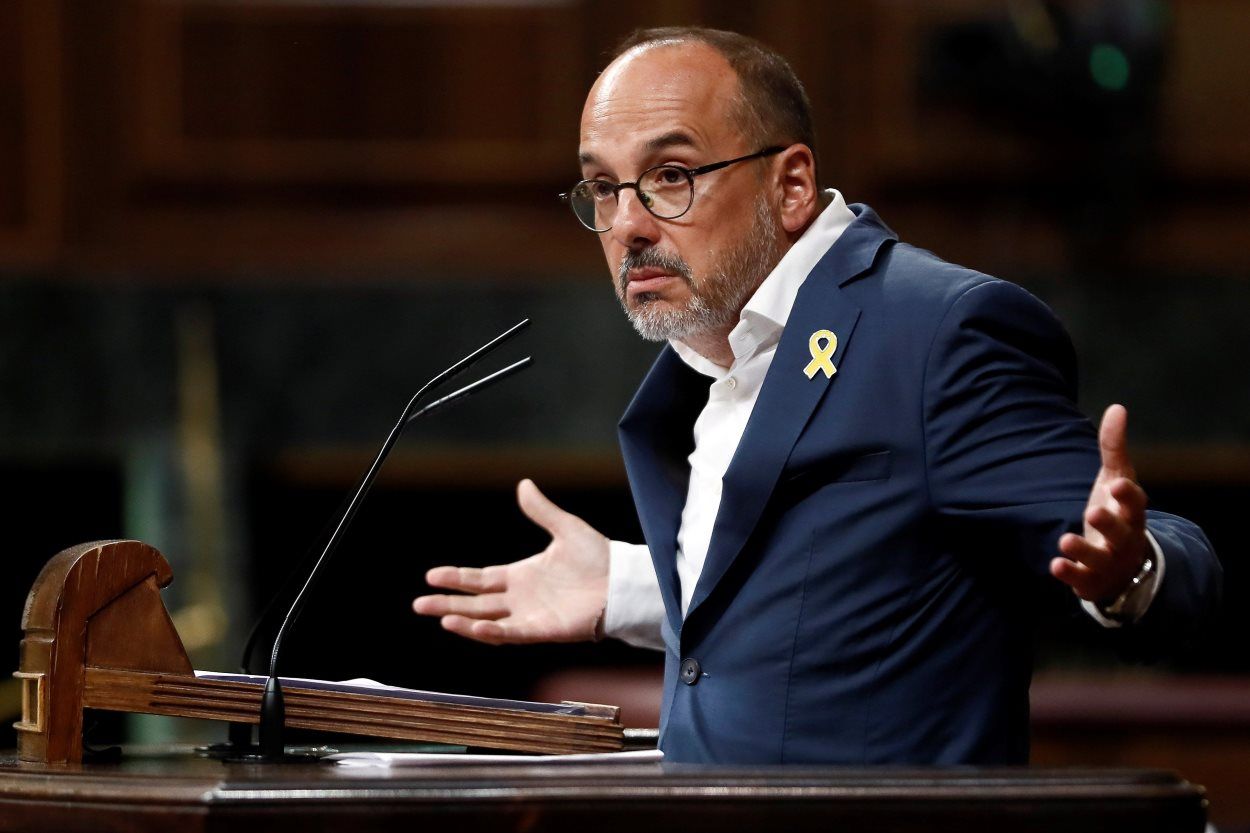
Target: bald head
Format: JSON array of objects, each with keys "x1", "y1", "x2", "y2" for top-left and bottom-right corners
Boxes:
[
  {"x1": 606, "y1": 27, "x2": 819, "y2": 176},
  {"x1": 581, "y1": 41, "x2": 745, "y2": 168}
]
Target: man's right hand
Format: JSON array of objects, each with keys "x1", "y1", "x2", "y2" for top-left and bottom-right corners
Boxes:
[{"x1": 411, "y1": 479, "x2": 610, "y2": 645}]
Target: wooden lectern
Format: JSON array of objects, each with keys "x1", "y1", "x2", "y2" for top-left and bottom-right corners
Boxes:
[
  {"x1": 13, "y1": 540, "x2": 623, "y2": 763},
  {"x1": 4, "y1": 542, "x2": 1211, "y2": 832}
]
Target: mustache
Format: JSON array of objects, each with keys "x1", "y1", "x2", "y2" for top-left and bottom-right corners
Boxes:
[{"x1": 617, "y1": 248, "x2": 693, "y2": 294}]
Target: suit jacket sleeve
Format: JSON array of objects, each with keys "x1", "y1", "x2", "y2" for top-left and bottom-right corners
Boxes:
[{"x1": 920, "y1": 279, "x2": 1221, "y2": 642}]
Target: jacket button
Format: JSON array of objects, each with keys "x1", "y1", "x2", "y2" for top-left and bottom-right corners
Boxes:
[{"x1": 680, "y1": 658, "x2": 702, "y2": 686}]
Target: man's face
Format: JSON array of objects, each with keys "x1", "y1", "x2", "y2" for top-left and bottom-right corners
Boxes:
[{"x1": 578, "y1": 43, "x2": 783, "y2": 342}]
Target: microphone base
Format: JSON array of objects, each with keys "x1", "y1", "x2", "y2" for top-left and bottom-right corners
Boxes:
[
  {"x1": 221, "y1": 745, "x2": 336, "y2": 764},
  {"x1": 196, "y1": 721, "x2": 256, "y2": 758}
]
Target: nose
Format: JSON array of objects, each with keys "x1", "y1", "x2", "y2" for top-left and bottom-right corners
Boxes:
[{"x1": 609, "y1": 187, "x2": 661, "y2": 250}]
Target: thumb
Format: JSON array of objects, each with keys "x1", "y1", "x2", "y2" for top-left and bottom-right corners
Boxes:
[
  {"x1": 1098, "y1": 403, "x2": 1135, "y2": 478},
  {"x1": 516, "y1": 478, "x2": 570, "y2": 536}
]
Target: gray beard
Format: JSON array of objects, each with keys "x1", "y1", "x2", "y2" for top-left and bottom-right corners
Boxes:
[{"x1": 617, "y1": 195, "x2": 782, "y2": 343}]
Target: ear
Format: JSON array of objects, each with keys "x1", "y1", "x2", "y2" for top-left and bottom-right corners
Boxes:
[{"x1": 773, "y1": 144, "x2": 819, "y2": 235}]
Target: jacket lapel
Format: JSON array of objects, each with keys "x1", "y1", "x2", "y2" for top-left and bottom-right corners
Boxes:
[
  {"x1": 618, "y1": 347, "x2": 707, "y2": 635},
  {"x1": 684, "y1": 206, "x2": 896, "y2": 620}
]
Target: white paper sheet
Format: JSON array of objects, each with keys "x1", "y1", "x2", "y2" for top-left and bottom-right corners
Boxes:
[{"x1": 328, "y1": 749, "x2": 663, "y2": 767}]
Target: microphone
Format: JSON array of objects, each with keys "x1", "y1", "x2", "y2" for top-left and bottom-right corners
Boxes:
[
  {"x1": 249, "y1": 319, "x2": 532, "y2": 761},
  {"x1": 234, "y1": 359, "x2": 531, "y2": 672}
]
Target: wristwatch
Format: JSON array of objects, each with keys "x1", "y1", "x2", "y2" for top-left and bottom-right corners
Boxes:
[{"x1": 1099, "y1": 554, "x2": 1156, "y2": 623}]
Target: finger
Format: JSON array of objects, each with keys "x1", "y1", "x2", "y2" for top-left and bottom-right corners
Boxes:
[
  {"x1": 425, "y1": 565, "x2": 507, "y2": 594},
  {"x1": 1058, "y1": 531, "x2": 1112, "y2": 571},
  {"x1": 1108, "y1": 477, "x2": 1148, "y2": 525},
  {"x1": 438, "y1": 615, "x2": 534, "y2": 646},
  {"x1": 1098, "y1": 404, "x2": 1135, "y2": 479},
  {"x1": 516, "y1": 478, "x2": 571, "y2": 536},
  {"x1": 412, "y1": 592, "x2": 509, "y2": 620},
  {"x1": 469, "y1": 619, "x2": 521, "y2": 645},
  {"x1": 1085, "y1": 505, "x2": 1136, "y2": 552},
  {"x1": 467, "y1": 617, "x2": 552, "y2": 645},
  {"x1": 1049, "y1": 555, "x2": 1100, "y2": 600},
  {"x1": 439, "y1": 615, "x2": 507, "y2": 645}
]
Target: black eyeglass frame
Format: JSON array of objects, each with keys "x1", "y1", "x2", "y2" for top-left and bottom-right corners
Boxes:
[{"x1": 559, "y1": 145, "x2": 786, "y2": 232}]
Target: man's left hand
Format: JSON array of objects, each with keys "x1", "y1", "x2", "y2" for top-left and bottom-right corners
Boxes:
[{"x1": 1050, "y1": 404, "x2": 1151, "y2": 603}]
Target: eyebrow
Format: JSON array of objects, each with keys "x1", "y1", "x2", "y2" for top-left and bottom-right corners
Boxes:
[
  {"x1": 644, "y1": 131, "x2": 699, "y2": 154},
  {"x1": 577, "y1": 131, "x2": 702, "y2": 169}
]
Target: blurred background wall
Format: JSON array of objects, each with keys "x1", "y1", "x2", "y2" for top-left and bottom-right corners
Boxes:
[{"x1": 2, "y1": 0, "x2": 1248, "y2": 822}]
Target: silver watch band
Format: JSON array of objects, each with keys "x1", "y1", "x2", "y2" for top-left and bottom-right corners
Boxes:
[{"x1": 1100, "y1": 554, "x2": 1156, "y2": 622}]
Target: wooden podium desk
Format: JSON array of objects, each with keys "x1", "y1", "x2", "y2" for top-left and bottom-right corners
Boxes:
[{"x1": 0, "y1": 747, "x2": 1206, "y2": 833}]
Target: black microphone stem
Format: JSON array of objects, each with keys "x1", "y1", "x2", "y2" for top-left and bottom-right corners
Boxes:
[
  {"x1": 255, "y1": 320, "x2": 531, "y2": 760},
  {"x1": 241, "y1": 321, "x2": 531, "y2": 682},
  {"x1": 405, "y1": 358, "x2": 532, "y2": 424}
]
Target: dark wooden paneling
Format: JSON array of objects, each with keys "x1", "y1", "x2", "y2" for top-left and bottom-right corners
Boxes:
[
  {"x1": 0, "y1": 0, "x2": 61, "y2": 267},
  {"x1": 1031, "y1": 675, "x2": 1250, "y2": 831},
  {"x1": 125, "y1": 1, "x2": 584, "y2": 185},
  {"x1": 2, "y1": 0, "x2": 1248, "y2": 277},
  {"x1": 1162, "y1": 0, "x2": 1250, "y2": 178},
  {"x1": 0, "y1": 4, "x2": 25, "y2": 229}
]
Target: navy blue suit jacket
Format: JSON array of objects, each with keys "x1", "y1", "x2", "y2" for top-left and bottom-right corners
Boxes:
[{"x1": 617, "y1": 205, "x2": 1221, "y2": 765}]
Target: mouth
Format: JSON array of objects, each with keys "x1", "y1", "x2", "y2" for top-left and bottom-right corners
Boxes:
[{"x1": 624, "y1": 267, "x2": 681, "y2": 297}]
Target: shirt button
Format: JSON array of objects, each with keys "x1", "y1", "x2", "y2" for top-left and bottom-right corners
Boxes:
[
  {"x1": 680, "y1": 658, "x2": 702, "y2": 685},
  {"x1": 725, "y1": 377, "x2": 737, "y2": 391}
]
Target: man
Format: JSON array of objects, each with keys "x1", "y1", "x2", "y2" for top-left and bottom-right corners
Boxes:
[{"x1": 413, "y1": 27, "x2": 1220, "y2": 764}]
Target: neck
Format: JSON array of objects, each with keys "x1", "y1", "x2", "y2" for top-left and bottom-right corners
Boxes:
[{"x1": 680, "y1": 325, "x2": 737, "y2": 368}]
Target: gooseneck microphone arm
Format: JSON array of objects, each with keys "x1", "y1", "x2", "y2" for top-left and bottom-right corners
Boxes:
[
  {"x1": 255, "y1": 319, "x2": 532, "y2": 759},
  {"x1": 236, "y1": 353, "x2": 534, "y2": 678}
]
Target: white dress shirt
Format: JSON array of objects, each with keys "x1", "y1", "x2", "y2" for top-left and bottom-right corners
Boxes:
[{"x1": 602, "y1": 192, "x2": 1160, "y2": 651}]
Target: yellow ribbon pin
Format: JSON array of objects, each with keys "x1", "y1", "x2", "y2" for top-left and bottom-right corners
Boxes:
[{"x1": 804, "y1": 329, "x2": 838, "y2": 379}]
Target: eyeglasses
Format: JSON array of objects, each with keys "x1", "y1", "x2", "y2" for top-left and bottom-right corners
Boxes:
[{"x1": 560, "y1": 146, "x2": 784, "y2": 233}]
